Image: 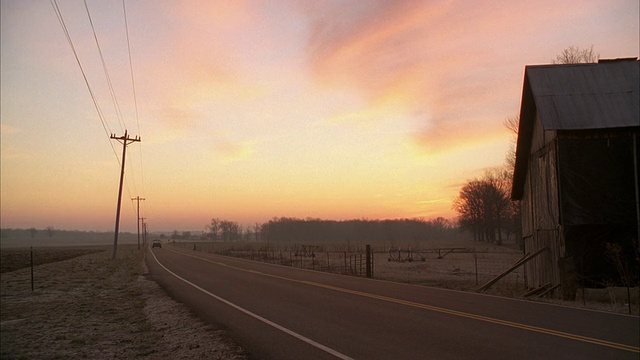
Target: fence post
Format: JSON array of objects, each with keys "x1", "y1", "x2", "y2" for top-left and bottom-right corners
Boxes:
[
  {"x1": 344, "y1": 252, "x2": 347, "y2": 274},
  {"x1": 366, "y1": 245, "x2": 372, "y2": 278},
  {"x1": 474, "y1": 253, "x2": 478, "y2": 286},
  {"x1": 372, "y1": 251, "x2": 374, "y2": 277},
  {"x1": 326, "y1": 252, "x2": 330, "y2": 271},
  {"x1": 30, "y1": 246, "x2": 34, "y2": 292}
]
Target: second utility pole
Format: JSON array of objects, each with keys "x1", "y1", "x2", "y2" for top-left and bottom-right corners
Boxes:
[
  {"x1": 141, "y1": 218, "x2": 148, "y2": 248},
  {"x1": 111, "y1": 130, "x2": 140, "y2": 259},
  {"x1": 132, "y1": 196, "x2": 145, "y2": 250}
]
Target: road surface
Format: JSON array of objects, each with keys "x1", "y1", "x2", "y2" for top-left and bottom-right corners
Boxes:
[{"x1": 146, "y1": 245, "x2": 639, "y2": 360}]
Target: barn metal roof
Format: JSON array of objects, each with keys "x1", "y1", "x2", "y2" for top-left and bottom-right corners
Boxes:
[
  {"x1": 511, "y1": 59, "x2": 639, "y2": 200},
  {"x1": 527, "y1": 59, "x2": 639, "y2": 130}
]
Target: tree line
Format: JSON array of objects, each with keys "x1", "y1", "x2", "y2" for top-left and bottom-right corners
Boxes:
[{"x1": 204, "y1": 217, "x2": 462, "y2": 245}]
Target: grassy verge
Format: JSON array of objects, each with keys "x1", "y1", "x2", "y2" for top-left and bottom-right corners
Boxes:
[{"x1": 1, "y1": 245, "x2": 246, "y2": 359}]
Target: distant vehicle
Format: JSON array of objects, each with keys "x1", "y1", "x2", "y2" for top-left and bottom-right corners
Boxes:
[{"x1": 152, "y1": 240, "x2": 162, "y2": 248}]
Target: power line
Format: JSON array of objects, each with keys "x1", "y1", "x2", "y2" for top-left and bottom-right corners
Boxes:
[
  {"x1": 123, "y1": 0, "x2": 140, "y2": 138},
  {"x1": 84, "y1": 0, "x2": 127, "y2": 133},
  {"x1": 50, "y1": 0, "x2": 120, "y2": 163},
  {"x1": 123, "y1": 0, "x2": 146, "y2": 197},
  {"x1": 52, "y1": 0, "x2": 145, "y2": 230},
  {"x1": 83, "y1": 0, "x2": 141, "y2": 208}
]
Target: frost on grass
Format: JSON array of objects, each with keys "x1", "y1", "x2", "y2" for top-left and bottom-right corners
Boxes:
[{"x1": 0, "y1": 247, "x2": 246, "y2": 360}]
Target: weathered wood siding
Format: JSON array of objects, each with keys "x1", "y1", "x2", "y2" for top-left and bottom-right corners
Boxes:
[{"x1": 521, "y1": 113, "x2": 565, "y2": 290}]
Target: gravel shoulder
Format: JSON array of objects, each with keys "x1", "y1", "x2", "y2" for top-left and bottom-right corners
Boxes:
[{"x1": 0, "y1": 246, "x2": 247, "y2": 359}]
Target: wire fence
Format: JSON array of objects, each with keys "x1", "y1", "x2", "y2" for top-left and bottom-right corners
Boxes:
[{"x1": 174, "y1": 242, "x2": 525, "y2": 292}]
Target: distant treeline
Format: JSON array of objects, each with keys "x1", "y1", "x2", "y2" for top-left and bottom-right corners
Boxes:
[{"x1": 206, "y1": 217, "x2": 466, "y2": 244}]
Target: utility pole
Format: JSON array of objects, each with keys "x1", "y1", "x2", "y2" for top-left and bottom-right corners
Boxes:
[
  {"x1": 141, "y1": 217, "x2": 147, "y2": 248},
  {"x1": 132, "y1": 196, "x2": 145, "y2": 250},
  {"x1": 110, "y1": 130, "x2": 140, "y2": 259}
]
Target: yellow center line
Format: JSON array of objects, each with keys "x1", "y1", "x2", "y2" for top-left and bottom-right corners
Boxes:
[{"x1": 166, "y1": 247, "x2": 639, "y2": 353}]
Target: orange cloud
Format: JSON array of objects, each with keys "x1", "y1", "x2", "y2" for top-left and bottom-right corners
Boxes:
[
  {"x1": 212, "y1": 137, "x2": 255, "y2": 162},
  {"x1": 303, "y1": 0, "x2": 603, "y2": 157},
  {"x1": 411, "y1": 118, "x2": 501, "y2": 154}
]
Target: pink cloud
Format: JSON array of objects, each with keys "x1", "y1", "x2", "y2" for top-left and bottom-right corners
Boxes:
[
  {"x1": 303, "y1": 0, "x2": 622, "y2": 154},
  {"x1": 306, "y1": 1, "x2": 451, "y2": 97}
]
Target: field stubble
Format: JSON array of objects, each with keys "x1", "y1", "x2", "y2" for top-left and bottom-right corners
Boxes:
[{"x1": 0, "y1": 245, "x2": 246, "y2": 360}]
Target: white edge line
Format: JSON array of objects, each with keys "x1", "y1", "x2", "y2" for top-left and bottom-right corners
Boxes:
[{"x1": 149, "y1": 249, "x2": 354, "y2": 360}]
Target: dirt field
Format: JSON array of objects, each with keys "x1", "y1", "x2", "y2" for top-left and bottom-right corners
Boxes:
[
  {"x1": 0, "y1": 247, "x2": 104, "y2": 274},
  {"x1": 0, "y1": 245, "x2": 247, "y2": 360}
]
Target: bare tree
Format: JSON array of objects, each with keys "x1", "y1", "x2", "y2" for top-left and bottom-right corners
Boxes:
[
  {"x1": 453, "y1": 179, "x2": 486, "y2": 242},
  {"x1": 553, "y1": 45, "x2": 599, "y2": 64},
  {"x1": 503, "y1": 116, "x2": 520, "y2": 174},
  {"x1": 453, "y1": 169, "x2": 512, "y2": 244},
  {"x1": 219, "y1": 220, "x2": 241, "y2": 241},
  {"x1": 208, "y1": 218, "x2": 221, "y2": 240},
  {"x1": 503, "y1": 115, "x2": 519, "y2": 134},
  {"x1": 503, "y1": 115, "x2": 523, "y2": 248},
  {"x1": 484, "y1": 169, "x2": 512, "y2": 245},
  {"x1": 253, "y1": 223, "x2": 261, "y2": 241}
]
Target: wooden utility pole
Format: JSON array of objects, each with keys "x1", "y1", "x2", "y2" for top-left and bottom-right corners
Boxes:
[
  {"x1": 132, "y1": 196, "x2": 145, "y2": 250},
  {"x1": 110, "y1": 130, "x2": 140, "y2": 259},
  {"x1": 141, "y1": 217, "x2": 147, "y2": 247},
  {"x1": 143, "y1": 220, "x2": 148, "y2": 247}
]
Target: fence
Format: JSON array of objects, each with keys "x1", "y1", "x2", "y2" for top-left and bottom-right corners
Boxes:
[
  {"x1": 178, "y1": 242, "x2": 524, "y2": 290},
  {"x1": 179, "y1": 242, "x2": 376, "y2": 277}
]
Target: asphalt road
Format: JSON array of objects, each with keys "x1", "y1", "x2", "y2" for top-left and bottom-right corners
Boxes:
[{"x1": 146, "y1": 245, "x2": 639, "y2": 360}]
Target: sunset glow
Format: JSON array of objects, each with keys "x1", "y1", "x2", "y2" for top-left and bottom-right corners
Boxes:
[{"x1": 1, "y1": 0, "x2": 638, "y2": 232}]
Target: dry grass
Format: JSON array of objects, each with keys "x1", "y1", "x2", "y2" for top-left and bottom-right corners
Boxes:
[{"x1": 1, "y1": 245, "x2": 246, "y2": 360}]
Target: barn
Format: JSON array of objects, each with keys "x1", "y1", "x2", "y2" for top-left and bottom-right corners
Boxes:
[{"x1": 511, "y1": 59, "x2": 639, "y2": 299}]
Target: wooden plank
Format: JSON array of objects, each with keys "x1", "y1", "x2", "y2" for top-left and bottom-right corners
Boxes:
[
  {"x1": 476, "y1": 247, "x2": 549, "y2": 292},
  {"x1": 537, "y1": 283, "x2": 561, "y2": 298},
  {"x1": 523, "y1": 282, "x2": 552, "y2": 297}
]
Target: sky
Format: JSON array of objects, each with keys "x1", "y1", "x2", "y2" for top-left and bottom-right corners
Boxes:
[{"x1": 1, "y1": 0, "x2": 638, "y2": 233}]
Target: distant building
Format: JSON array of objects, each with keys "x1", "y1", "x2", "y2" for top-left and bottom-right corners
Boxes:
[{"x1": 511, "y1": 59, "x2": 639, "y2": 299}]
